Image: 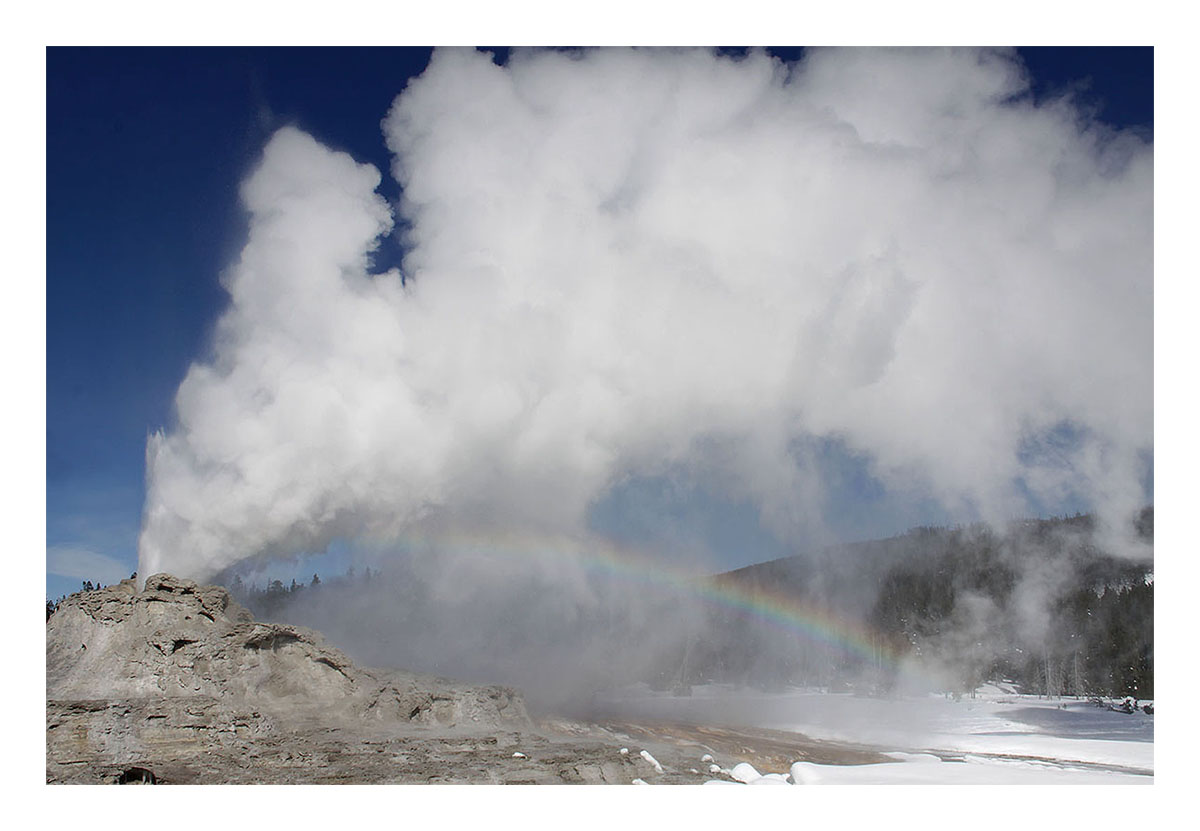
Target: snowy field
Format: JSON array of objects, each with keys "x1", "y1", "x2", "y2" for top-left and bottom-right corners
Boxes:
[{"x1": 599, "y1": 683, "x2": 1153, "y2": 784}]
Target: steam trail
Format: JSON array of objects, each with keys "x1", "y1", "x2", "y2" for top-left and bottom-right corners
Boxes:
[{"x1": 138, "y1": 47, "x2": 1151, "y2": 583}]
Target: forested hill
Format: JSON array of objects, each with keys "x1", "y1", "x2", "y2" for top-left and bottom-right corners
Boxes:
[
  {"x1": 715, "y1": 509, "x2": 1151, "y2": 612},
  {"x1": 206, "y1": 508, "x2": 1152, "y2": 701},
  {"x1": 698, "y1": 508, "x2": 1153, "y2": 697}
]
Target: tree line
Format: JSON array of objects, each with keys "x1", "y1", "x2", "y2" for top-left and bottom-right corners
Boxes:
[
  {"x1": 865, "y1": 511, "x2": 1153, "y2": 698},
  {"x1": 226, "y1": 567, "x2": 377, "y2": 619},
  {"x1": 674, "y1": 509, "x2": 1153, "y2": 698},
  {"x1": 46, "y1": 575, "x2": 137, "y2": 621}
]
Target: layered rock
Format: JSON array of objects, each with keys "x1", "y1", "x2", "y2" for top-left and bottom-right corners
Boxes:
[
  {"x1": 47, "y1": 573, "x2": 527, "y2": 727},
  {"x1": 46, "y1": 574, "x2": 866, "y2": 784},
  {"x1": 47, "y1": 574, "x2": 548, "y2": 782}
]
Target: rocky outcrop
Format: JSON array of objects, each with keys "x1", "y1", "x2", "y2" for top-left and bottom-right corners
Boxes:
[
  {"x1": 47, "y1": 574, "x2": 552, "y2": 782},
  {"x1": 47, "y1": 573, "x2": 528, "y2": 728},
  {"x1": 47, "y1": 573, "x2": 870, "y2": 784}
]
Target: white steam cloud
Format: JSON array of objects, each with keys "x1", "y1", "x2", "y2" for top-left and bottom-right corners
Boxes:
[{"x1": 138, "y1": 47, "x2": 1152, "y2": 582}]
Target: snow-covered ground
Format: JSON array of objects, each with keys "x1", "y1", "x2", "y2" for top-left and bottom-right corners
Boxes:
[{"x1": 600, "y1": 683, "x2": 1153, "y2": 784}]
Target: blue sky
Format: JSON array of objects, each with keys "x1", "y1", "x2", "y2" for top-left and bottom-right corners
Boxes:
[{"x1": 45, "y1": 47, "x2": 1153, "y2": 600}]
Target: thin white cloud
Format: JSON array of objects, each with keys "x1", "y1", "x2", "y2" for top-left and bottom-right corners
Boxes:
[{"x1": 47, "y1": 545, "x2": 131, "y2": 585}]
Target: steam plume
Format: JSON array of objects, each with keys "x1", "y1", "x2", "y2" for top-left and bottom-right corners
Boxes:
[{"x1": 138, "y1": 47, "x2": 1151, "y2": 583}]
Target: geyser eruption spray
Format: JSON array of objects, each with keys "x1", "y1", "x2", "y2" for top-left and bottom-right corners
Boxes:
[{"x1": 138, "y1": 47, "x2": 1151, "y2": 592}]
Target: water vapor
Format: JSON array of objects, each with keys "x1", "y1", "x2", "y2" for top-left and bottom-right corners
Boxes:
[{"x1": 138, "y1": 47, "x2": 1152, "y2": 589}]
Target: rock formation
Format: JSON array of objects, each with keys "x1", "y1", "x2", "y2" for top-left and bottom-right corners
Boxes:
[
  {"x1": 48, "y1": 573, "x2": 527, "y2": 725},
  {"x1": 46, "y1": 573, "x2": 885, "y2": 784},
  {"x1": 46, "y1": 574, "x2": 552, "y2": 783}
]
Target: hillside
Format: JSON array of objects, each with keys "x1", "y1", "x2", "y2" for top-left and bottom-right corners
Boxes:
[
  {"x1": 686, "y1": 510, "x2": 1153, "y2": 696},
  {"x1": 46, "y1": 573, "x2": 893, "y2": 784},
  {"x1": 219, "y1": 509, "x2": 1154, "y2": 703}
]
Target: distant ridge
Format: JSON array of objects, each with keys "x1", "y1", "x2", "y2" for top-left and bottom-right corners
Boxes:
[{"x1": 681, "y1": 508, "x2": 1153, "y2": 697}]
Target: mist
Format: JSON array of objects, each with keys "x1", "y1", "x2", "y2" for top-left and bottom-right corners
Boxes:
[{"x1": 136, "y1": 47, "x2": 1152, "y2": 706}]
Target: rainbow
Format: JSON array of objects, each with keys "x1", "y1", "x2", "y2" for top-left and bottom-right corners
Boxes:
[{"x1": 391, "y1": 527, "x2": 913, "y2": 678}]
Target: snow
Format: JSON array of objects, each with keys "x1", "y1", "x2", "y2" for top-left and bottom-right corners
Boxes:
[
  {"x1": 789, "y1": 761, "x2": 822, "y2": 785},
  {"x1": 639, "y1": 749, "x2": 663, "y2": 772},
  {"x1": 600, "y1": 684, "x2": 1153, "y2": 785},
  {"x1": 752, "y1": 773, "x2": 791, "y2": 785},
  {"x1": 729, "y1": 762, "x2": 761, "y2": 783},
  {"x1": 776, "y1": 755, "x2": 1145, "y2": 785}
]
